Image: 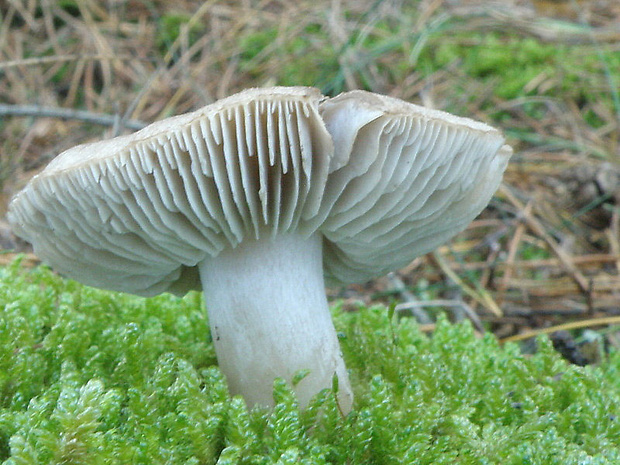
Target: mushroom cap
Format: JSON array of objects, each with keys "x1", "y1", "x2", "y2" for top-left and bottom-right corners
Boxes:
[
  {"x1": 8, "y1": 87, "x2": 511, "y2": 295},
  {"x1": 318, "y1": 90, "x2": 512, "y2": 284}
]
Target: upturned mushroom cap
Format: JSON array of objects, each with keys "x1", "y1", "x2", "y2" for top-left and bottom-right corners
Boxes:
[{"x1": 8, "y1": 87, "x2": 511, "y2": 295}]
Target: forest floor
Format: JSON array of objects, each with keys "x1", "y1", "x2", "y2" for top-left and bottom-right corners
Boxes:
[{"x1": 1, "y1": 0, "x2": 619, "y2": 362}]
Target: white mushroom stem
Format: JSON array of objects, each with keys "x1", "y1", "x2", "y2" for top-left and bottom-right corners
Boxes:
[{"x1": 198, "y1": 231, "x2": 353, "y2": 413}]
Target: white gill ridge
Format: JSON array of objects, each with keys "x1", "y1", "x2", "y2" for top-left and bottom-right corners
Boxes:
[{"x1": 319, "y1": 107, "x2": 508, "y2": 285}]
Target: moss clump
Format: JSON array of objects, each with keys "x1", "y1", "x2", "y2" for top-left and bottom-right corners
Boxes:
[
  {"x1": 156, "y1": 13, "x2": 205, "y2": 59},
  {"x1": 1, "y1": 261, "x2": 618, "y2": 464},
  {"x1": 237, "y1": 24, "x2": 340, "y2": 92},
  {"x1": 416, "y1": 31, "x2": 619, "y2": 126}
]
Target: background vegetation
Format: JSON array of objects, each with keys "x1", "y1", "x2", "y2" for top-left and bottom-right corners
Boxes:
[{"x1": 1, "y1": 0, "x2": 619, "y2": 463}]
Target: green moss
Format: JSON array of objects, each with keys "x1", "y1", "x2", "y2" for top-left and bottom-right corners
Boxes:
[
  {"x1": 156, "y1": 13, "x2": 205, "y2": 58},
  {"x1": 1, "y1": 261, "x2": 619, "y2": 464},
  {"x1": 237, "y1": 24, "x2": 340, "y2": 92},
  {"x1": 417, "y1": 31, "x2": 619, "y2": 113}
]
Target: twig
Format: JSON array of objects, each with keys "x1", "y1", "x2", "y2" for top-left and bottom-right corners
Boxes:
[
  {"x1": 499, "y1": 184, "x2": 590, "y2": 295},
  {"x1": 443, "y1": 253, "x2": 620, "y2": 273},
  {"x1": 395, "y1": 299, "x2": 484, "y2": 333},
  {"x1": 508, "y1": 273, "x2": 620, "y2": 292},
  {"x1": 387, "y1": 272, "x2": 432, "y2": 324},
  {"x1": 607, "y1": 211, "x2": 620, "y2": 274},
  {"x1": 473, "y1": 237, "x2": 501, "y2": 313},
  {"x1": 497, "y1": 201, "x2": 531, "y2": 305},
  {"x1": 0, "y1": 54, "x2": 121, "y2": 70},
  {"x1": 116, "y1": 71, "x2": 162, "y2": 137},
  {"x1": 0, "y1": 104, "x2": 147, "y2": 131},
  {"x1": 500, "y1": 316, "x2": 620, "y2": 344},
  {"x1": 431, "y1": 251, "x2": 503, "y2": 317}
]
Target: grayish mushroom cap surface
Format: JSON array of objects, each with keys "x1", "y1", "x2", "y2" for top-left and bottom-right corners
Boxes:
[{"x1": 8, "y1": 86, "x2": 512, "y2": 413}]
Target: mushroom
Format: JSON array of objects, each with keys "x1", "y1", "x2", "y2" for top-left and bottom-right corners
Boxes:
[{"x1": 7, "y1": 87, "x2": 511, "y2": 413}]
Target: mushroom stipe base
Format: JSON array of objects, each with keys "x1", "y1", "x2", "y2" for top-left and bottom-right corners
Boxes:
[{"x1": 199, "y1": 231, "x2": 354, "y2": 412}]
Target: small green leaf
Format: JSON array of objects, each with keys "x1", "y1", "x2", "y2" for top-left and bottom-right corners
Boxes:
[{"x1": 292, "y1": 369, "x2": 311, "y2": 387}]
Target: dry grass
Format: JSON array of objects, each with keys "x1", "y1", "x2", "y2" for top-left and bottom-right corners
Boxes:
[{"x1": 1, "y1": 0, "x2": 619, "y2": 353}]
